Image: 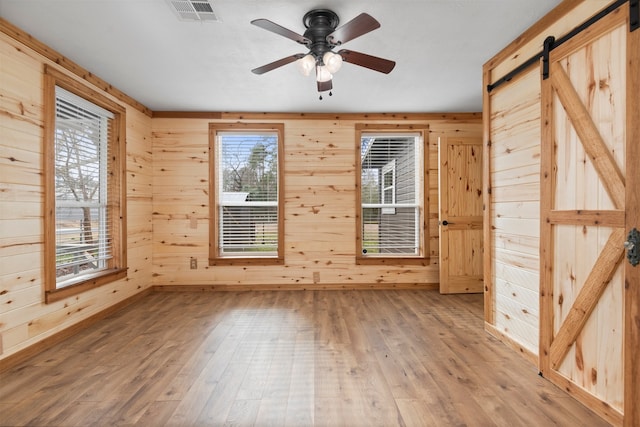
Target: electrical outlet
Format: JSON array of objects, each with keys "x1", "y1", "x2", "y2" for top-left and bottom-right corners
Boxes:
[
  {"x1": 190, "y1": 257, "x2": 197, "y2": 269},
  {"x1": 313, "y1": 271, "x2": 320, "y2": 283}
]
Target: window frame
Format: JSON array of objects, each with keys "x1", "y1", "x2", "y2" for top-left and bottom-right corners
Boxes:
[
  {"x1": 355, "y1": 124, "x2": 429, "y2": 265},
  {"x1": 381, "y1": 159, "x2": 397, "y2": 215},
  {"x1": 208, "y1": 123, "x2": 285, "y2": 266},
  {"x1": 43, "y1": 65, "x2": 127, "y2": 303}
]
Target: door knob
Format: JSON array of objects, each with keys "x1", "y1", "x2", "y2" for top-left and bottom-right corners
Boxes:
[
  {"x1": 625, "y1": 228, "x2": 639, "y2": 267},
  {"x1": 441, "y1": 220, "x2": 449, "y2": 226}
]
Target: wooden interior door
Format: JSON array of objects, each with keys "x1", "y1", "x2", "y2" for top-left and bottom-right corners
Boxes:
[
  {"x1": 539, "y1": 9, "x2": 637, "y2": 426},
  {"x1": 624, "y1": 5, "x2": 640, "y2": 426},
  {"x1": 438, "y1": 136, "x2": 483, "y2": 294}
]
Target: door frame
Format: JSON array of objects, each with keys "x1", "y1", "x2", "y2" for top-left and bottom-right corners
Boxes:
[{"x1": 438, "y1": 135, "x2": 484, "y2": 294}]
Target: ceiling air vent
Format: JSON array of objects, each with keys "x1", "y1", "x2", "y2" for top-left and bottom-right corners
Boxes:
[{"x1": 167, "y1": 0, "x2": 221, "y2": 22}]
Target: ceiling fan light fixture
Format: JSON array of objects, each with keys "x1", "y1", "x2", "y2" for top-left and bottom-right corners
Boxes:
[
  {"x1": 323, "y1": 51, "x2": 343, "y2": 74},
  {"x1": 316, "y1": 65, "x2": 333, "y2": 83},
  {"x1": 251, "y1": 9, "x2": 395, "y2": 98},
  {"x1": 297, "y1": 54, "x2": 316, "y2": 77}
]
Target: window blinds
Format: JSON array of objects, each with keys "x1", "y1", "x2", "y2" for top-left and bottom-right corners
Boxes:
[
  {"x1": 54, "y1": 86, "x2": 114, "y2": 283},
  {"x1": 360, "y1": 134, "x2": 422, "y2": 256},
  {"x1": 217, "y1": 132, "x2": 279, "y2": 256}
]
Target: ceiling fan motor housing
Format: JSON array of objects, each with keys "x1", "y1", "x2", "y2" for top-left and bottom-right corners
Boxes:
[{"x1": 302, "y1": 9, "x2": 340, "y2": 61}]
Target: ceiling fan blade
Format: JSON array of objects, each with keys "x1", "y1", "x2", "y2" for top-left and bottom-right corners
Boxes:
[
  {"x1": 327, "y1": 13, "x2": 380, "y2": 45},
  {"x1": 317, "y1": 79, "x2": 332, "y2": 93},
  {"x1": 338, "y1": 49, "x2": 396, "y2": 74},
  {"x1": 251, "y1": 19, "x2": 311, "y2": 45},
  {"x1": 252, "y1": 54, "x2": 305, "y2": 75}
]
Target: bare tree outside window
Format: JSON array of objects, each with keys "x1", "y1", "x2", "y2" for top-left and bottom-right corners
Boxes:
[
  {"x1": 221, "y1": 137, "x2": 277, "y2": 200},
  {"x1": 54, "y1": 90, "x2": 112, "y2": 282},
  {"x1": 44, "y1": 70, "x2": 126, "y2": 301},
  {"x1": 55, "y1": 124, "x2": 100, "y2": 245}
]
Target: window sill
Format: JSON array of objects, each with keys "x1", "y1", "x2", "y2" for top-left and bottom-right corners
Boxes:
[{"x1": 45, "y1": 268, "x2": 128, "y2": 304}]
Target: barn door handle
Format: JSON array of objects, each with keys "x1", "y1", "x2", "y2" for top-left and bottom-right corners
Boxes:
[
  {"x1": 441, "y1": 220, "x2": 451, "y2": 226},
  {"x1": 625, "y1": 228, "x2": 640, "y2": 267}
]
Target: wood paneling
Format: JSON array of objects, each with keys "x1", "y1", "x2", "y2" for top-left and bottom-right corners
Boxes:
[
  {"x1": 483, "y1": 0, "x2": 626, "y2": 362},
  {"x1": 0, "y1": 30, "x2": 153, "y2": 362},
  {"x1": 484, "y1": 67, "x2": 541, "y2": 356},
  {"x1": 152, "y1": 117, "x2": 481, "y2": 289},
  {"x1": 485, "y1": 1, "x2": 635, "y2": 425}
]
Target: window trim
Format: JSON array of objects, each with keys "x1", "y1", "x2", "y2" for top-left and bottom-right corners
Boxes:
[
  {"x1": 355, "y1": 124, "x2": 429, "y2": 266},
  {"x1": 208, "y1": 122, "x2": 285, "y2": 266},
  {"x1": 43, "y1": 65, "x2": 127, "y2": 303}
]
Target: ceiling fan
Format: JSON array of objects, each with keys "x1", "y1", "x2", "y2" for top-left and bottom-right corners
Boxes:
[{"x1": 251, "y1": 9, "x2": 396, "y2": 98}]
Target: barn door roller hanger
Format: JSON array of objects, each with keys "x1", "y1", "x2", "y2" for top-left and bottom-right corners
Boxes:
[{"x1": 625, "y1": 228, "x2": 640, "y2": 266}]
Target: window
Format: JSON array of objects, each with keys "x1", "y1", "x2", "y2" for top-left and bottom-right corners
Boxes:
[
  {"x1": 356, "y1": 124, "x2": 428, "y2": 264},
  {"x1": 209, "y1": 123, "x2": 284, "y2": 265},
  {"x1": 44, "y1": 66, "x2": 127, "y2": 302}
]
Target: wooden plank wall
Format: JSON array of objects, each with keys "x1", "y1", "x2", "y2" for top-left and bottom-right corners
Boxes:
[
  {"x1": 487, "y1": 68, "x2": 541, "y2": 357},
  {"x1": 482, "y1": 0, "x2": 614, "y2": 362},
  {"x1": 0, "y1": 30, "x2": 154, "y2": 362},
  {"x1": 0, "y1": 17, "x2": 481, "y2": 364},
  {"x1": 152, "y1": 115, "x2": 481, "y2": 289}
]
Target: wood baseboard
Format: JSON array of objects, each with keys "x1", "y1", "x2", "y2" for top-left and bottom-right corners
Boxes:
[
  {"x1": 484, "y1": 322, "x2": 539, "y2": 367},
  {"x1": 0, "y1": 288, "x2": 152, "y2": 374},
  {"x1": 152, "y1": 283, "x2": 439, "y2": 292}
]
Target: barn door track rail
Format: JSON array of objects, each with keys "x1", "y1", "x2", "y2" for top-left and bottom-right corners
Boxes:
[{"x1": 487, "y1": 0, "x2": 638, "y2": 92}]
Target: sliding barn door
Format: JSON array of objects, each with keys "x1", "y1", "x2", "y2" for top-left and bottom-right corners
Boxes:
[
  {"x1": 539, "y1": 8, "x2": 638, "y2": 426},
  {"x1": 438, "y1": 136, "x2": 483, "y2": 294}
]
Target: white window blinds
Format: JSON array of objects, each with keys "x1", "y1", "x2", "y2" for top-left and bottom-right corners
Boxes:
[
  {"x1": 360, "y1": 133, "x2": 422, "y2": 256},
  {"x1": 217, "y1": 132, "x2": 279, "y2": 256},
  {"x1": 54, "y1": 86, "x2": 114, "y2": 285}
]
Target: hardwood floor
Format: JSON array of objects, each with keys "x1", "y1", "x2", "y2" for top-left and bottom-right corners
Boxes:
[{"x1": 0, "y1": 290, "x2": 609, "y2": 426}]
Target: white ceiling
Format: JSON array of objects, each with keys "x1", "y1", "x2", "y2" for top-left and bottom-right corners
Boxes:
[{"x1": 0, "y1": 0, "x2": 561, "y2": 113}]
